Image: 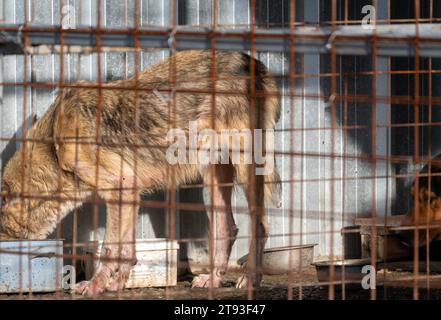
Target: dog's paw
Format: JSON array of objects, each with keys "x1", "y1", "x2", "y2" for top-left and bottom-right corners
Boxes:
[
  {"x1": 191, "y1": 273, "x2": 222, "y2": 288},
  {"x1": 105, "y1": 269, "x2": 131, "y2": 292},
  {"x1": 74, "y1": 280, "x2": 107, "y2": 296},
  {"x1": 73, "y1": 269, "x2": 111, "y2": 296},
  {"x1": 235, "y1": 273, "x2": 263, "y2": 289}
]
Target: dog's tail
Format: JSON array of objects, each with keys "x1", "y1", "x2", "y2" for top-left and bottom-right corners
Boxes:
[
  {"x1": 235, "y1": 54, "x2": 282, "y2": 208},
  {"x1": 257, "y1": 57, "x2": 282, "y2": 208}
]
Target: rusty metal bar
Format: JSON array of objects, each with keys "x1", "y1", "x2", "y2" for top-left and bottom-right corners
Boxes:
[{"x1": 2, "y1": 24, "x2": 441, "y2": 56}]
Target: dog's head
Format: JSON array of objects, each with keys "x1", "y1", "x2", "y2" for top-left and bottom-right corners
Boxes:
[
  {"x1": 396, "y1": 169, "x2": 441, "y2": 247},
  {"x1": 0, "y1": 115, "x2": 63, "y2": 240}
]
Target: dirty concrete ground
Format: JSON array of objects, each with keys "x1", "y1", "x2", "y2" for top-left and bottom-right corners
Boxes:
[{"x1": 2, "y1": 262, "x2": 441, "y2": 300}]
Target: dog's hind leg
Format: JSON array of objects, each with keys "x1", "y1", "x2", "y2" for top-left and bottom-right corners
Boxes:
[
  {"x1": 235, "y1": 213, "x2": 268, "y2": 289},
  {"x1": 192, "y1": 164, "x2": 238, "y2": 288},
  {"x1": 234, "y1": 164, "x2": 269, "y2": 289}
]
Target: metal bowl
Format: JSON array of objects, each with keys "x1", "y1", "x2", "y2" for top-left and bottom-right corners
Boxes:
[
  {"x1": 314, "y1": 258, "x2": 379, "y2": 284},
  {"x1": 237, "y1": 244, "x2": 317, "y2": 275}
]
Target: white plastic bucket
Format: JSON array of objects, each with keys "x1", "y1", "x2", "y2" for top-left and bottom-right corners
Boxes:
[{"x1": 85, "y1": 239, "x2": 179, "y2": 288}]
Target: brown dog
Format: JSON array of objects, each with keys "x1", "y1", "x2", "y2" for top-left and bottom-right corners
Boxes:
[
  {"x1": 0, "y1": 50, "x2": 281, "y2": 295},
  {"x1": 397, "y1": 162, "x2": 441, "y2": 247}
]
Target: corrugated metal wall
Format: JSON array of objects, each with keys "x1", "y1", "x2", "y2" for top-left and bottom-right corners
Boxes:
[{"x1": 0, "y1": 0, "x2": 395, "y2": 270}]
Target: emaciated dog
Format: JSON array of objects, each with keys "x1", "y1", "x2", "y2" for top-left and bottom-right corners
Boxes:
[{"x1": 0, "y1": 50, "x2": 281, "y2": 295}]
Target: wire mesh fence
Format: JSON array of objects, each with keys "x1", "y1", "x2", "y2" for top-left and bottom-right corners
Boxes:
[{"x1": 0, "y1": 0, "x2": 440, "y2": 300}]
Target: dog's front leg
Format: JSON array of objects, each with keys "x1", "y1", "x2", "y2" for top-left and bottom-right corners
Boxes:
[{"x1": 74, "y1": 190, "x2": 139, "y2": 296}]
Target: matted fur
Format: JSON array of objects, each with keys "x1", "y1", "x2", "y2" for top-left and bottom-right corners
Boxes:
[
  {"x1": 1, "y1": 50, "x2": 281, "y2": 239},
  {"x1": 0, "y1": 50, "x2": 281, "y2": 294}
]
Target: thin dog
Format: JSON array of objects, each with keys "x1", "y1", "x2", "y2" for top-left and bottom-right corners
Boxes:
[{"x1": 0, "y1": 50, "x2": 281, "y2": 295}]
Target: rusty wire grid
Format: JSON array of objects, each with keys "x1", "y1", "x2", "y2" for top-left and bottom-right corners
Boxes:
[{"x1": 0, "y1": 0, "x2": 441, "y2": 301}]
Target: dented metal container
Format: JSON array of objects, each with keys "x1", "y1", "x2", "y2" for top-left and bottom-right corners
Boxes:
[
  {"x1": 237, "y1": 244, "x2": 317, "y2": 275},
  {"x1": 314, "y1": 258, "x2": 379, "y2": 284},
  {"x1": 85, "y1": 239, "x2": 179, "y2": 288},
  {"x1": 0, "y1": 240, "x2": 64, "y2": 293}
]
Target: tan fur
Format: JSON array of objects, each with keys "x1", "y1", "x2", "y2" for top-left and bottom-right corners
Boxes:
[
  {"x1": 0, "y1": 50, "x2": 281, "y2": 293},
  {"x1": 400, "y1": 185, "x2": 441, "y2": 246}
]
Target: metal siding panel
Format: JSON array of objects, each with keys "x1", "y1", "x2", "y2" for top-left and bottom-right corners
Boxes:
[
  {"x1": 0, "y1": 0, "x2": 20, "y2": 174},
  {"x1": 12, "y1": 0, "x2": 26, "y2": 24},
  {"x1": 218, "y1": 0, "x2": 235, "y2": 26},
  {"x1": 266, "y1": 52, "x2": 286, "y2": 250},
  {"x1": 198, "y1": 0, "x2": 212, "y2": 25},
  {"x1": 138, "y1": 0, "x2": 171, "y2": 241},
  {"x1": 146, "y1": 0, "x2": 165, "y2": 26},
  {"x1": 376, "y1": 57, "x2": 393, "y2": 216},
  {"x1": 234, "y1": 0, "x2": 248, "y2": 27},
  {"x1": 29, "y1": 0, "x2": 60, "y2": 25},
  {"x1": 176, "y1": 0, "x2": 212, "y2": 269},
  {"x1": 184, "y1": 0, "x2": 199, "y2": 25},
  {"x1": 303, "y1": 53, "x2": 322, "y2": 250},
  {"x1": 1, "y1": 2, "x2": 24, "y2": 172},
  {"x1": 0, "y1": 0, "x2": 394, "y2": 267},
  {"x1": 79, "y1": 0, "x2": 98, "y2": 26}
]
